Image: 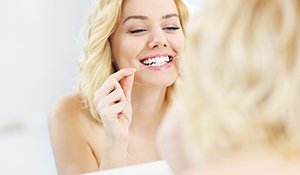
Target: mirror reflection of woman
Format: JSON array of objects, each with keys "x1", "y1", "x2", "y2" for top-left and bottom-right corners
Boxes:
[
  {"x1": 48, "y1": 0, "x2": 189, "y2": 174},
  {"x1": 157, "y1": 0, "x2": 300, "y2": 174}
]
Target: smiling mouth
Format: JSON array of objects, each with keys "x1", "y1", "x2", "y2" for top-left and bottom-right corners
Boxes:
[{"x1": 140, "y1": 56, "x2": 173, "y2": 67}]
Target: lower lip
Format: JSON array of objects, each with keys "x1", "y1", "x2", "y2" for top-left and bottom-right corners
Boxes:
[{"x1": 144, "y1": 61, "x2": 173, "y2": 71}]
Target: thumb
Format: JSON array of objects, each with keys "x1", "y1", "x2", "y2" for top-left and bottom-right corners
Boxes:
[{"x1": 120, "y1": 72, "x2": 135, "y2": 102}]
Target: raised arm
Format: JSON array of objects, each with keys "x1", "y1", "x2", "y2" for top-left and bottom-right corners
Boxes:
[{"x1": 93, "y1": 68, "x2": 135, "y2": 169}]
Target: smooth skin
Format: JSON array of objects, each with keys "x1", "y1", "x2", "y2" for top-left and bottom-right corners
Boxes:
[{"x1": 48, "y1": 0, "x2": 184, "y2": 174}]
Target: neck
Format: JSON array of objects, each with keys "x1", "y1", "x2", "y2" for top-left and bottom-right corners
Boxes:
[{"x1": 130, "y1": 83, "x2": 168, "y2": 133}]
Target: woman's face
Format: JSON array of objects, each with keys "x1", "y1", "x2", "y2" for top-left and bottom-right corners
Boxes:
[{"x1": 110, "y1": 0, "x2": 184, "y2": 87}]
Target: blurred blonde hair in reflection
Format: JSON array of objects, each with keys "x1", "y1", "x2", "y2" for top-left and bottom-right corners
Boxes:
[
  {"x1": 179, "y1": 0, "x2": 300, "y2": 163},
  {"x1": 78, "y1": 0, "x2": 189, "y2": 122}
]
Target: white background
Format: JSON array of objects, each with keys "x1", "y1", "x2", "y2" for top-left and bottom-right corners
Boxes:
[{"x1": 0, "y1": 0, "x2": 200, "y2": 174}]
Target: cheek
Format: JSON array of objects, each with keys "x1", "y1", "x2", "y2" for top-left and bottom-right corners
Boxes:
[
  {"x1": 115, "y1": 36, "x2": 143, "y2": 57},
  {"x1": 111, "y1": 33, "x2": 136, "y2": 61},
  {"x1": 170, "y1": 34, "x2": 185, "y2": 53},
  {"x1": 113, "y1": 40, "x2": 143, "y2": 68}
]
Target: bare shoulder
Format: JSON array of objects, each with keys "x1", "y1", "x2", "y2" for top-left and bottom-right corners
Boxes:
[
  {"x1": 48, "y1": 91, "x2": 91, "y2": 144},
  {"x1": 48, "y1": 91, "x2": 97, "y2": 139},
  {"x1": 48, "y1": 92, "x2": 105, "y2": 174},
  {"x1": 49, "y1": 92, "x2": 86, "y2": 121}
]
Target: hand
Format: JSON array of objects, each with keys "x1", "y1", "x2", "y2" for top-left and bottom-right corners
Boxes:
[{"x1": 94, "y1": 68, "x2": 136, "y2": 144}]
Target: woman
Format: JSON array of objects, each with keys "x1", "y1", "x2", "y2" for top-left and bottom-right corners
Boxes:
[
  {"x1": 48, "y1": 0, "x2": 189, "y2": 174},
  {"x1": 157, "y1": 0, "x2": 300, "y2": 174}
]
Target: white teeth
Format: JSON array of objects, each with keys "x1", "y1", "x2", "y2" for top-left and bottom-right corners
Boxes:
[{"x1": 141, "y1": 56, "x2": 170, "y2": 66}]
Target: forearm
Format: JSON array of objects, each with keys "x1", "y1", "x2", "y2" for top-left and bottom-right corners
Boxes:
[{"x1": 99, "y1": 142, "x2": 130, "y2": 170}]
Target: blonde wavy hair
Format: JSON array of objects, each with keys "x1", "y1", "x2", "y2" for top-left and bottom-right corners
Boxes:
[
  {"x1": 79, "y1": 0, "x2": 189, "y2": 122},
  {"x1": 179, "y1": 0, "x2": 300, "y2": 163}
]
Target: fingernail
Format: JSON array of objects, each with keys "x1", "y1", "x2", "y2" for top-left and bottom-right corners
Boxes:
[{"x1": 127, "y1": 68, "x2": 136, "y2": 73}]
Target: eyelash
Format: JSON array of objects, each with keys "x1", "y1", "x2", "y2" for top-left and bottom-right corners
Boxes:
[
  {"x1": 129, "y1": 29, "x2": 147, "y2": 34},
  {"x1": 163, "y1": 26, "x2": 180, "y2": 31},
  {"x1": 129, "y1": 26, "x2": 180, "y2": 35}
]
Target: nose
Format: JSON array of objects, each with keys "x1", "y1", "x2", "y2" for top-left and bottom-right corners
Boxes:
[{"x1": 148, "y1": 29, "x2": 168, "y2": 49}]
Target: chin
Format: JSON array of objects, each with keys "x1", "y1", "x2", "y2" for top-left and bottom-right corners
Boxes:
[
  {"x1": 133, "y1": 64, "x2": 179, "y2": 86},
  {"x1": 136, "y1": 72, "x2": 178, "y2": 87}
]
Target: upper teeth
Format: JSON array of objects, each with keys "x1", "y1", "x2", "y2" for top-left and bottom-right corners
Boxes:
[{"x1": 142, "y1": 56, "x2": 170, "y2": 65}]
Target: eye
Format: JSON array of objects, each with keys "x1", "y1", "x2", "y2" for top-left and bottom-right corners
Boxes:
[
  {"x1": 129, "y1": 28, "x2": 147, "y2": 35},
  {"x1": 163, "y1": 26, "x2": 181, "y2": 32}
]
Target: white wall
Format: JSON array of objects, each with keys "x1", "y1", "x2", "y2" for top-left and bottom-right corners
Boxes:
[
  {"x1": 0, "y1": 0, "x2": 93, "y2": 174},
  {"x1": 0, "y1": 0, "x2": 200, "y2": 174}
]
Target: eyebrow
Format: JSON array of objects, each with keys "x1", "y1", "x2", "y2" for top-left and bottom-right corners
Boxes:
[
  {"x1": 162, "y1": 13, "x2": 179, "y2": 19},
  {"x1": 123, "y1": 13, "x2": 179, "y2": 24},
  {"x1": 123, "y1": 15, "x2": 148, "y2": 24}
]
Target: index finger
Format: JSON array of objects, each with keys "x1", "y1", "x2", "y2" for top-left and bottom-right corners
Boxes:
[{"x1": 111, "y1": 68, "x2": 136, "y2": 81}]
